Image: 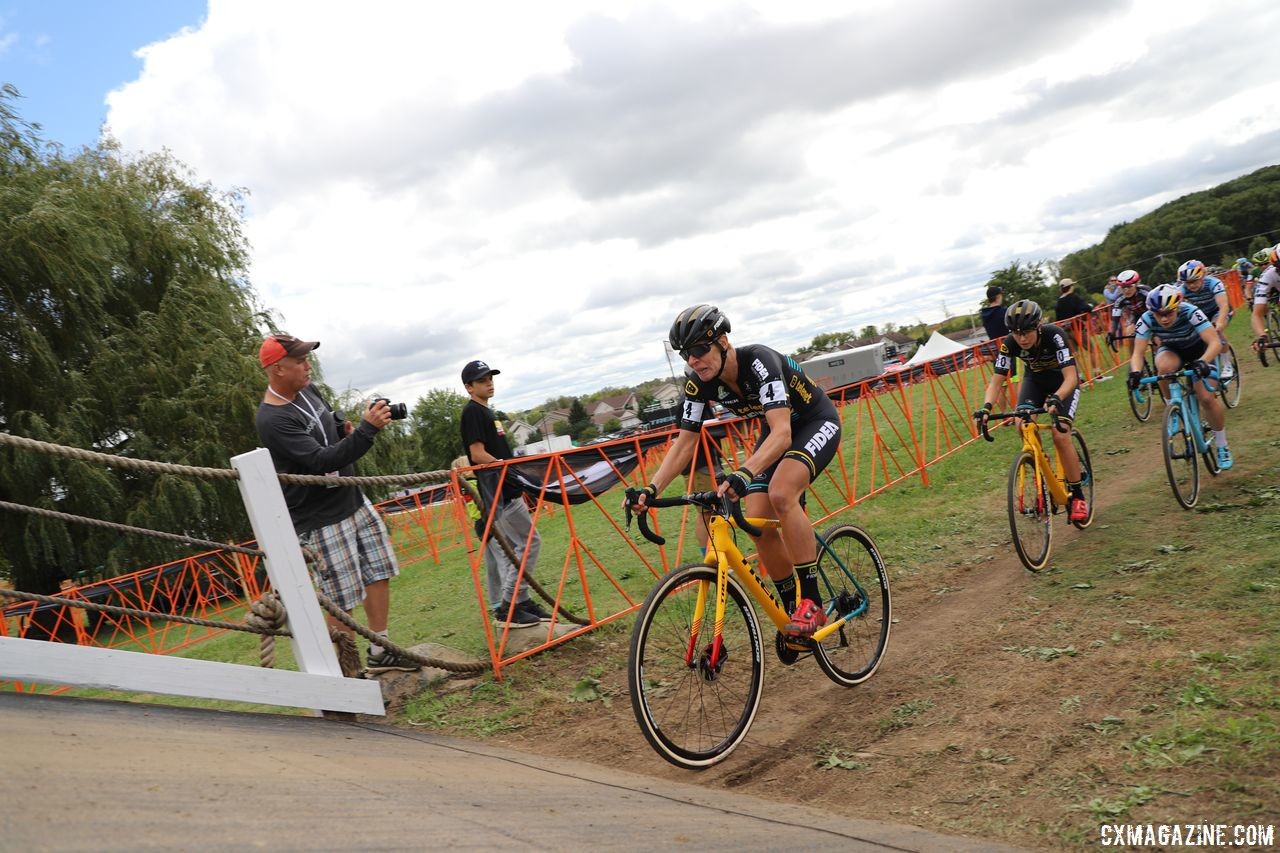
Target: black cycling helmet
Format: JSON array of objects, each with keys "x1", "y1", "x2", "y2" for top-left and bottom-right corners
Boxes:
[
  {"x1": 1004, "y1": 299, "x2": 1043, "y2": 332},
  {"x1": 669, "y1": 304, "x2": 731, "y2": 352}
]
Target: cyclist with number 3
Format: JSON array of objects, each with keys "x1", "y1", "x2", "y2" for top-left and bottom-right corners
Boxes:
[
  {"x1": 974, "y1": 300, "x2": 1090, "y2": 523},
  {"x1": 1129, "y1": 284, "x2": 1233, "y2": 470},
  {"x1": 625, "y1": 305, "x2": 842, "y2": 637}
]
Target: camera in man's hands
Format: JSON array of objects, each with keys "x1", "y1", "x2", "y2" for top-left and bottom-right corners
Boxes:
[{"x1": 373, "y1": 398, "x2": 408, "y2": 420}]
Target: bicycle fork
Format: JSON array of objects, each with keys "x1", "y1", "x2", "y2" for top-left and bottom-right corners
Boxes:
[{"x1": 685, "y1": 567, "x2": 731, "y2": 679}]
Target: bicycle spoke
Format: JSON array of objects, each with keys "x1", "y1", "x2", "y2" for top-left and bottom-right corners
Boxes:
[
  {"x1": 628, "y1": 564, "x2": 763, "y2": 768},
  {"x1": 1162, "y1": 401, "x2": 1199, "y2": 509},
  {"x1": 1008, "y1": 450, "x2": 1051, "y2": 571},
  {"x1": 812, "y1": 524, "x2": 891, "y2": 686},
  {"x1": 1070, "y1": 430, "x2": 1095, "y2": 529}
]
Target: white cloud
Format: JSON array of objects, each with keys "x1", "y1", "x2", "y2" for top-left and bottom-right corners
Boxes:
[{"x1": 104, "y1": 0, "x2": 1280, "y2": 410}]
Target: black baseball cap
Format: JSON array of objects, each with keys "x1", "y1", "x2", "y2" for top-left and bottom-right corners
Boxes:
[
  {"x1": 986, "y1": 286, "x2": 1003, "y2": 301},
  {"x1": 461, "y1": 360, "x2": 501, "y2": 383}
]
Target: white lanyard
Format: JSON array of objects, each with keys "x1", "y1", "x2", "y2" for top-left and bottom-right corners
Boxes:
[{"x1": 268, "y1": 386, "x2": 329, "y2": 446}]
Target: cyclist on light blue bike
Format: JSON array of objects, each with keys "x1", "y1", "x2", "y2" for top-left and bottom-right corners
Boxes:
[
  {"x1": 1177, "y1": 259, "x2": 1232, "y2": 379},
  {"x1": 1127, "y1": 284, "x2": 1233, "y2": 470}
]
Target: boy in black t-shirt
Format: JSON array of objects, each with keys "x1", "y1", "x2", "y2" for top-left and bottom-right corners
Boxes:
[{"x1": 459, "y1": 360, "x2": 547, "y2": 627}]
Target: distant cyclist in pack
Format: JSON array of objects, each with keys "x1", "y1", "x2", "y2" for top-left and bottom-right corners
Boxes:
[
  {"x1": 1251, "y1": 244, "x2": 1280, "y2": 354},
  {"x1": 974, "y1": 300, "x2": 1090, "y2": 523},
  {"x1": 1233, "y1": 257, "x2": 1254, "y2": 283},
  {"x1": 1128, "y1": 284, "x2": 1233, "y2": 470},
  {"x1": 1177, "y1": 259, "x2": 1232, "y2": 378},
  {"x1": 1108, "y1": 269, "x2": 1149, "y2": 355},
  {"x1": 625, "y1": 305, "x2": 842, "y2": 637}
]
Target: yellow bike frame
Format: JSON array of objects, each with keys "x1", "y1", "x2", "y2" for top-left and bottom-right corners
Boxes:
[
  {"x1": 1014, "y1": 420, "x2": 1072, "y2": 510},
  {"x1": 694, "y1": 514, "x2": 846, "y2": 654}
]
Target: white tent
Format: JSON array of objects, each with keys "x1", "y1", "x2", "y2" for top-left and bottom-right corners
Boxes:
[{"x1": 903, "y1": 331, "x2": 968, "y2": 367}]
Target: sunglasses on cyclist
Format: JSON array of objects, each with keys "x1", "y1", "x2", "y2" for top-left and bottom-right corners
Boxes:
[{"x1": 679, "y1": 343, "x2": 714, "y2": 360}]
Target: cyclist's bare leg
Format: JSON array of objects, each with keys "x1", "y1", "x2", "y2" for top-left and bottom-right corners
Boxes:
[
  {"x1": 1194, "y1": 379, "x2": 1226, "y2": 430},
  {"x1": 745, "y1": 490, "x2": 791, "y2": 581},
  {"x1": 767, "y1": 458, "x2": 817, "y2": 565},
  {"x1": 1154, "y1": 348, "x2": 1180, "y2": 399},
  {"x1": 1050, "y1": 423, "x2": 1082, "y2": 482}
]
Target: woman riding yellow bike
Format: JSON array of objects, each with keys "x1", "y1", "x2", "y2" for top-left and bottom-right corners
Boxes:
[{"x1": 974, "y1": 299, "x2": 1090, "y2": 523}]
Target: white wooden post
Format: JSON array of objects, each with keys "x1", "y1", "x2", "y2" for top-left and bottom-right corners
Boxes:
[
  {"x1": 231, "y1": 448, "x2": 344, "y2": 677},
  {"x1": 0, "y1": 448, "x2": 383, "y2": 715}
]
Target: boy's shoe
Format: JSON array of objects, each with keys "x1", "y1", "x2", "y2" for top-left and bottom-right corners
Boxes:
[
  {"x1": 1069, "y1": 497, "x2": 1089, "y2": 523},
  {"x1": 366, "y1": 649, "x2": 421, "y2": 674},
  {"x1": 518, "y1": 600, "x2": 554, "y2": 623},
  {"x1": 493, "y1": 601, "x2": 539, "y2": 627},
  {"x1": 1217, "y1": 446, "x2": 1234, "y2": 470},
  {"x1": 783, "y1": 598, "x2": 827, "y2": 637}
]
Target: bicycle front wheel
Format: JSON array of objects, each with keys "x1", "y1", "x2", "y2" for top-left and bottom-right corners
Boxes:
[
  {"x1": 812, "y1": 524, "x2": 891, "y2": 687},
  {"x1": 1129, "y1": 362, "x2": 1154, "y2": 422},
  {"x1": 1008, "y1": 450, "x2": 1052, "y2": 571},
  {"x1": 1070, "y1": 429, "x2": 1095, "y2": 529},
  {"x1": 1162, "y1": 402, "x2": 1199, "y2": 509},
  {"x1": 628, "y1": 563, "x2": 764, "y2": 769},
  {"x1": 1218, "y1": 345, "x2": 1241, "y2": 409}
]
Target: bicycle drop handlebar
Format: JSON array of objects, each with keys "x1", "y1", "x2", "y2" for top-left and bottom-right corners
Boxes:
[
  {"x1": 624, "y1": 490, "x2": 762, "y2": 545},
  {"x1": 978, "y1": 405, "x2": 1067, "y2": 443}
]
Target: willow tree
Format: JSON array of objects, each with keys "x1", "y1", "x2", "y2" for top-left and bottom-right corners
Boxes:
[{"x1": 0, "y1": 85, "x2": 265, "y2": 595}]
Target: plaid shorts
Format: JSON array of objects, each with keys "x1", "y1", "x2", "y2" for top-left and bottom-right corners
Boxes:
[{"x1": 299, "y1": 497, "x2": 399, "y2": 613}]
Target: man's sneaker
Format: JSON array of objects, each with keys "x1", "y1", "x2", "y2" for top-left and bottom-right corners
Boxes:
[
  {"x1": 517, "y1": 600, "x2": 554, "y2": 623},
  {"x1": 493, "y1": 601, "x2": 539, "y2": 627},
  {"x1": 1069, "y1": 497, "x2": 1089, "y2": 524},
  {"x1": 1217, "y1": 446, "x2": 1234, "y2": 470},
  {"x1": 783, "y1": 598, "x2": 827, "y2": 637},
  {"x1": 366, "y1": 649, "x2": 421, "y2": 674}
]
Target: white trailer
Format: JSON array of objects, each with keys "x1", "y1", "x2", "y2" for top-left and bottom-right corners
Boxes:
[{"x1": 799, "y1": 343, "x2": 885, "y2": 391}]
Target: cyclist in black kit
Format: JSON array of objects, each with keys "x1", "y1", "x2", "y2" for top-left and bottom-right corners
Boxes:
[
  {"x1": 974, "y1": 299, "x2": 1090, "y2": 523},
  {"x1": 626, "y1": 305, "x2": 842, "y2": 637}
]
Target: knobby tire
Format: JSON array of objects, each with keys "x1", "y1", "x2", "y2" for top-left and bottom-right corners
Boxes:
[{"x1": 627, "y1": 563, "x2": 764, "y2": 769}]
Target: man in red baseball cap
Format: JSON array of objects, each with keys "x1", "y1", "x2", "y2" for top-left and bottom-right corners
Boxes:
[
  {"x1": 258, "y1": 334, "x2": 320, "y2": 368},
  {"x1": 255, "y1": 333, "x2": 419, "y2": 674}
]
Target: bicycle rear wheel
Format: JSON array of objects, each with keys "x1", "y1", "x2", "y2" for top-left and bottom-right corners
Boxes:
[
  {"x1": 812, "y1": 524, "x2": 891, "y2": 687},
  {"x1": 1008, "y1": 450, "x2": 1052, "y2": 571},
  {"x1": 1129, "y1": 362, "x2": 1155, "y2": 422},
  {"x1": 1070, "y1": 429, "x2": 1095, "y2": 529},
  {"x1": 628, "y1": 563, "x2": 764, "y2": 769},
  {"x1": 1200, "y1": 416, "x2": 1220, "y2": 478},
  {"x1": 1217, "y1": 345, "x2": 1241, "y2": 409},
  {"x1": 1162, "y1": 402, "x2": 1199, "y2": 509}
]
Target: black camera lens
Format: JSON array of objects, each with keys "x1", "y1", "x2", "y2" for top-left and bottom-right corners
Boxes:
[{"x1": 374, "y1": 398, "x2": 409, "y2": 420}]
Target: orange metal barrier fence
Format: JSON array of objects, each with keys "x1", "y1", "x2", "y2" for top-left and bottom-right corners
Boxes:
[{"x1": 9, "y1": 282, "x2": 1222, "y2": 687}]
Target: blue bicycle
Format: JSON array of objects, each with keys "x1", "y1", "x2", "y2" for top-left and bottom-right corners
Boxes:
[{"x1": 1139, "y1": 367, "x2": 1220, "y2": 509}]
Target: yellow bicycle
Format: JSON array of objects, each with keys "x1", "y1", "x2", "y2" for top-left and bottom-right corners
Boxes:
[
  {"x1": 980, "y1": 406, "x2": 1095, "y2": 572},
  {"x1": 625, "y1": 492, "x2": 890, "y2": 769}
]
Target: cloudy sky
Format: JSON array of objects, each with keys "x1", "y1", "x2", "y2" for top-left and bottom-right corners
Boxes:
[{"x1": 4, "y1": 0, "x2": 1279, "y2": 412}]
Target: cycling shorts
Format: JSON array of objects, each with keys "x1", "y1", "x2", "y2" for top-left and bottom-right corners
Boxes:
[
  {"x1": 1157, "y1": 338, "x2": 1208, "y2": 364},
  {"x1": 1017, "y1": 373, "x2": 1080, "y2": 424},
  {"x1": 745, "y1": 415, "x2": 842, "y2": 490}
]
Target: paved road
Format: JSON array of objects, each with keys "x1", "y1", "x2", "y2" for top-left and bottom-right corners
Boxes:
[{"x1": 1, "y1": 693, "x2": 1024, "y2": 851}]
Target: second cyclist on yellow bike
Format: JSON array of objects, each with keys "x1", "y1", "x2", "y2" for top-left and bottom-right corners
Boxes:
[
  {"x1": 625, "y1": 304, "x2": 842, "y2": 638},
  {"x1": 975, "y1": 299, "x2": 1090, "y2": 523}
]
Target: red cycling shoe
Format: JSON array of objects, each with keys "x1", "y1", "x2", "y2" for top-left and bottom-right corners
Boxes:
[{"x1": 783, "y1": 598, "x2": 827, "y2": 637}]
